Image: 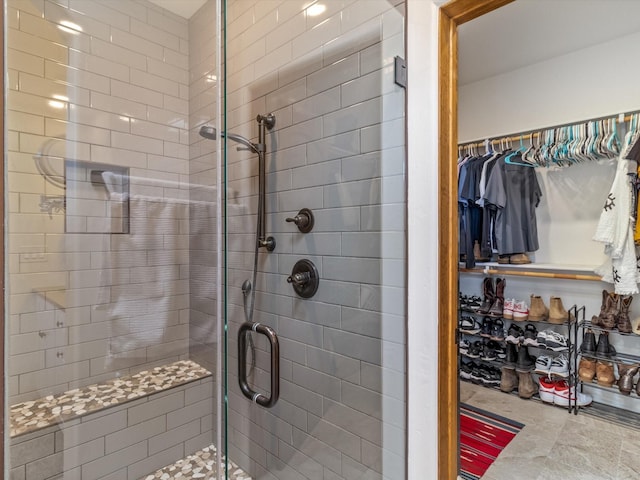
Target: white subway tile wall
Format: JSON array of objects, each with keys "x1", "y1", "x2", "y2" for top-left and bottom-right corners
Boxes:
[{"x1": 7, "y1": 0, "x2": 191, "y2": 405}]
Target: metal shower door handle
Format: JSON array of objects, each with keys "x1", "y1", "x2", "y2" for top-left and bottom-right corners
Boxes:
[{"x1": 238, "y1": 322, "x2": 280, "y2": 408}]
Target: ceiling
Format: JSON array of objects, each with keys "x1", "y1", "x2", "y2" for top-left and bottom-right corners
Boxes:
[
  {"x1": 459, "y1": 0, "x2": 640, "y2": 86},
  {"x1": 148, "y1": 0, "x2": 206, "y2": 19}
]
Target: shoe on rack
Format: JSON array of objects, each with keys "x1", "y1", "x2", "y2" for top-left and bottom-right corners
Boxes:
[
  {"x1": 509, "y1": 253, "x2": 531, "y2": 264},
  {"x1": 480, "y1": 317, "x2": 493, "y2": 337},
  {"x1": 554, "y1": 380, "x2": 593, "y2": 407},
  {"x1": 459, "y1": 338, "x2": 471, "y2": 355},
  {"x1": 617, "y1": 363, "x2": 639, "y2": 395},
  {"x1": 469, "y1": 363, "x2": 484, "y2": 384},
  {"x1": 534, "y1": 355, "x2": 553, "y2": 375},
  {"x1": 596, "y1": 361, "x2": 616, "y2": 387},
  {"x1": 478, "y1": 278, "x2": 495, "y2": 314},
  {"x1": 535, "y1": 329, "x2": 549, "y2": 348},
  {"x1": 500, "y1": 366, "x2": 518, "y2": 393},
  {"x1": 549, "y1": 296, "x2": 573, "y2": 324},
  {"x1": 503, "y1": 343, "x2": 517, "y2": 368},
  {"x1": 505, "y1": 324, "x2": 524, "y2": 344},
  {"x1": 595, "y1": 331, "x2": 616, "y2": 359},
  {"x1": 545, "y1": 331, "x2": 570, "y2": 352},
  {"x1": 597, "y1": 289, "x2": 618, "y2": 329},
  {"x1": 467, "y1": 295, "x2": 482, "y2": 312},
  {"x1": 460, "y1": 316, "x2": 481, "y2": 335},
  {"x1": 517, "y1": 371, "x2": 538, "y2": 399},
  {"x1": 460, "y1": 360, "x2": 475, "y2": 380},
  {"x1": 550, "y1": 354, "x2": 570, "y2": 378},
  {"x1": 481, "y1": 341, "x2": 500, "y2": 361},
  {"x1": 578, "y1": 357, "x2": 596, "y2": 382},
  {"x1": 466, "y1": 341, "x2": 482, "y2": 359},
  {"x1": 513, "y1": 300, "x2": 529, "y2": 321},
  {"x1": 473, "y1": 240, "x2": 490, "y2": 262},
  {"x1": 617, "y1": 295, "x2": 633, "y2": 334},
  {"x1": 516, "y1": 345, "x2": 535, "y2": 373},
  {"x1": 522, "y1": 323, "x2": 539, "y2": 346},
  {"x1": 503, "y1": 298, "x2": 515, "y2": 320},
  {"x1": 490, "y1": 319, "x2": 505, "y2": 341},
  {"x1": 488, "y1": 278, "x2": 505, "y2": 317},
  {"x1": 538, "y1": 377, "x2": 557, "y2": 403},
  {"x1": 580, "y1": 329, "x2": 597, "y2": 358},
  {"x1": 494, "y1": 343, "x2": 506, "y2": 359},
  {"x1": 529, "y1": 295, "x2": 549, "y2": 321}
]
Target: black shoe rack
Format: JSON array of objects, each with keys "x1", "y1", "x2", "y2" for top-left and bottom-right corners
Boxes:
[{"x1": 458, "y1": 290, "x2": 581, "y2": 414}]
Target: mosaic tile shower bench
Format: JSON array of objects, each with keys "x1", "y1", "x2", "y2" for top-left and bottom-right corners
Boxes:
[
  {"x1": 8, "y1": 360, "x2": 249, "y2": 480},
  {"x1": 10, "y1": 360, "x2": 211, "y2": 438}
]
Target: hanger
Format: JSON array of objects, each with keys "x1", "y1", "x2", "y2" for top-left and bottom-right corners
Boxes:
[{"x1": 504, "y1": 136, "x2": 535, "y2": 167}]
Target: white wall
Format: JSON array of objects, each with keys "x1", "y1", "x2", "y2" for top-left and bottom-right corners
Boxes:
[
  {"x1": 406, "y1": 1, "x2": 441, "y2": 479},
  {"x1": 459, "y1": 30, "x2": 640, "y2": 142}
]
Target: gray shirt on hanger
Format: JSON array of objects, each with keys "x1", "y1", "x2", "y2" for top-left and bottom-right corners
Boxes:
[{"x1": 483, "y1": 153, "x2": 542, "y2": 255}]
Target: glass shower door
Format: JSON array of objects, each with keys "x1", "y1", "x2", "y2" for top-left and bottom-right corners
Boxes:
[
  {"x1": 5, "y1": 1, "x2": 225, "y2": 479},
  {"x1": 222, "y1": 1, "x2": 407, "y2": 478}
]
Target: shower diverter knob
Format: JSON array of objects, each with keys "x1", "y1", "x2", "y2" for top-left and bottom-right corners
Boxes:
[
  {"x1": 287, "y1": 259, "x2": 319, "y2": 298},
  {"x1": 285, "y1": 208, "x2": 314, "y2": 233}
]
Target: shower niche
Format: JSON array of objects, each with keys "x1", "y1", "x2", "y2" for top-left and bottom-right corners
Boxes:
[{"x1": 64, "y1": 160, "x2": 130, "y2": 234}]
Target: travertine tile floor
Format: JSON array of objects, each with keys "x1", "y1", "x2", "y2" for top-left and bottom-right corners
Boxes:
[{"x1": 461, "y1": 382, "x2": 640, "y2": 480}]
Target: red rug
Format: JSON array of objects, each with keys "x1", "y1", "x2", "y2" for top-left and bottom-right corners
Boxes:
[{"x1": 459, "y1": 403, "x2": 524, "y2": 479}]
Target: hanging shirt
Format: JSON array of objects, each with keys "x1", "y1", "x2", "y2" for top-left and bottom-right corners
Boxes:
[{"x1": 483, "y1": 153, "x2": 542, "y2": 255}]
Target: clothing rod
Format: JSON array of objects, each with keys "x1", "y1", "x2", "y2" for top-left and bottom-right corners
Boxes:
[
  {"x1": 459, "y1": 267, "x2": 602, "y2": 282},
  {"x1": 459, "y1": 109, "x2": 640, "y2": 148}
]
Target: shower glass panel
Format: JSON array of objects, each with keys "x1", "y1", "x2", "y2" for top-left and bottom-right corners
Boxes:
[
  {"x1": 5, "y1": 0, "x2": 225, "y2": 478},
  {"x1": 4, "y1": 0, "x2": 407, "y2": 478},
  {"x1": 223, "y1": 1, "x2": 407, "y2": 479}
]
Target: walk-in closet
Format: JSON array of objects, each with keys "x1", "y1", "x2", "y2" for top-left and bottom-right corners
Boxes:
[{"x1": 456, "y1": 1, "x2": 640, "y2": 479}]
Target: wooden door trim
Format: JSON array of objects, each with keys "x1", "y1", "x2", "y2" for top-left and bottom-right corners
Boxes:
[{"x1": 437, "y1": 1, "x2": 514, "y2": 478}]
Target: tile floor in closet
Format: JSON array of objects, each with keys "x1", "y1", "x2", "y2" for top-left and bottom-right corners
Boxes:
[{"x1": 461, "y1": 382, "x2": 640, "y2": 480}]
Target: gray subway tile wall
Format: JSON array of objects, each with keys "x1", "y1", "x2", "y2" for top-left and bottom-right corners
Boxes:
[
  {"x1": 6, "y1": 0, "x2": 406, "y2": 478},
  {"x1": 220, "y1": 1, "x2": 407, "y2": 478}
]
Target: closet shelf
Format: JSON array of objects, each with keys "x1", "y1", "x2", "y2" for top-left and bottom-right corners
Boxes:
[
  {"x1": 580, "y1": 320, "x2": 640, "y2": 338},
  {"x1": 459, "y1": 262, "x2": 602, "y2": 281}
]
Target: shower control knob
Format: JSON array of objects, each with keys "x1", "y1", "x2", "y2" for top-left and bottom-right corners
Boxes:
[
  {"x1": 287, "y1": 259, "x2": 319, "y2": 298},
  {"x1": 285, "y1": 208, "x2": 314, "y2": 233}
]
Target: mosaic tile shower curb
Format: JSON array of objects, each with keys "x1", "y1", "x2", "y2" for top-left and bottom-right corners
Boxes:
[
  {"x1": 10, "y1": 360, "x2": 211, "y2": 437},
  {"x1": 143, "y1": 445, "x2": 251, "y2": 480}
]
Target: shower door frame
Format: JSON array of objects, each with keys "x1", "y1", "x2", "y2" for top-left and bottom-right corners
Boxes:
[
  {"x1": 0, "y1": 3, "x2": 5, "y2": 473},
  {"x1": 437, "y1": 0, "x2": 516, "y2": 478}
]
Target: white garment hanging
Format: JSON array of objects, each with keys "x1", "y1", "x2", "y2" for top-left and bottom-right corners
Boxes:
[{"x1": 594, "y1": 156, "x2": 640, "y2": 294}]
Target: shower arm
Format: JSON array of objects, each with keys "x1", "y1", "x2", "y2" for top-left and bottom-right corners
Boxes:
[{"x1": 257, "y1": 113, "x2": 276, "y2": 251}]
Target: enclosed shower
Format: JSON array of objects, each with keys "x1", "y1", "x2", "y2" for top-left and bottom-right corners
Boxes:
[{"x1": 4, "y1": 0, "x2": 408, "y2": 479}]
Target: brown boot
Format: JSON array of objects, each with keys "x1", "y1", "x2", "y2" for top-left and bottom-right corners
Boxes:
[
  {"x1": 489, "y1": 278, "x2": 505, "y2": 317},
  {"x1": 500, "y1": 367, "x2": 518, "y2": 393},
  {"x1": 597, "y1": 290, "x2": 618, "y2": 329},
  {"x1": 596, "y1": 361, "x2": 616, "y2": 387},
  {"x1": 578, "y1": 357, "x2": 596, "y2": 382},
  {"x1": 549, "y1": 296, "x2": 573, "y2": 324},
  {"x1": 617, "y1": 296, "x2": 633, "y2": 333},
  {"x1": 528, "y1": 295, "x2": 549, "y2": 321},
  {"x1": 478, "y1": 278, "x2": 495, "y2": 314},
  {"x1": 617, "y1": 363, "x2": 639, "y2": 395},
  {"x1": 517, "y1": 371, "x2": 538, "y2": 399}
]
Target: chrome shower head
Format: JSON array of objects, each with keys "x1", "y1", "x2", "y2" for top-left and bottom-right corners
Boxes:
[
  {"x1": 198, "y1": 125, "x2": 260, "y2": 154},
  {"x1": 199, "y1": 125, "x2": 217, "y2": 140}
]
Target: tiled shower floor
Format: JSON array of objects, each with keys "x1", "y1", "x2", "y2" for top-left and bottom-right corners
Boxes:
[{"x1": 143, "y1": 445, "x2": 251, "y2": 480}]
